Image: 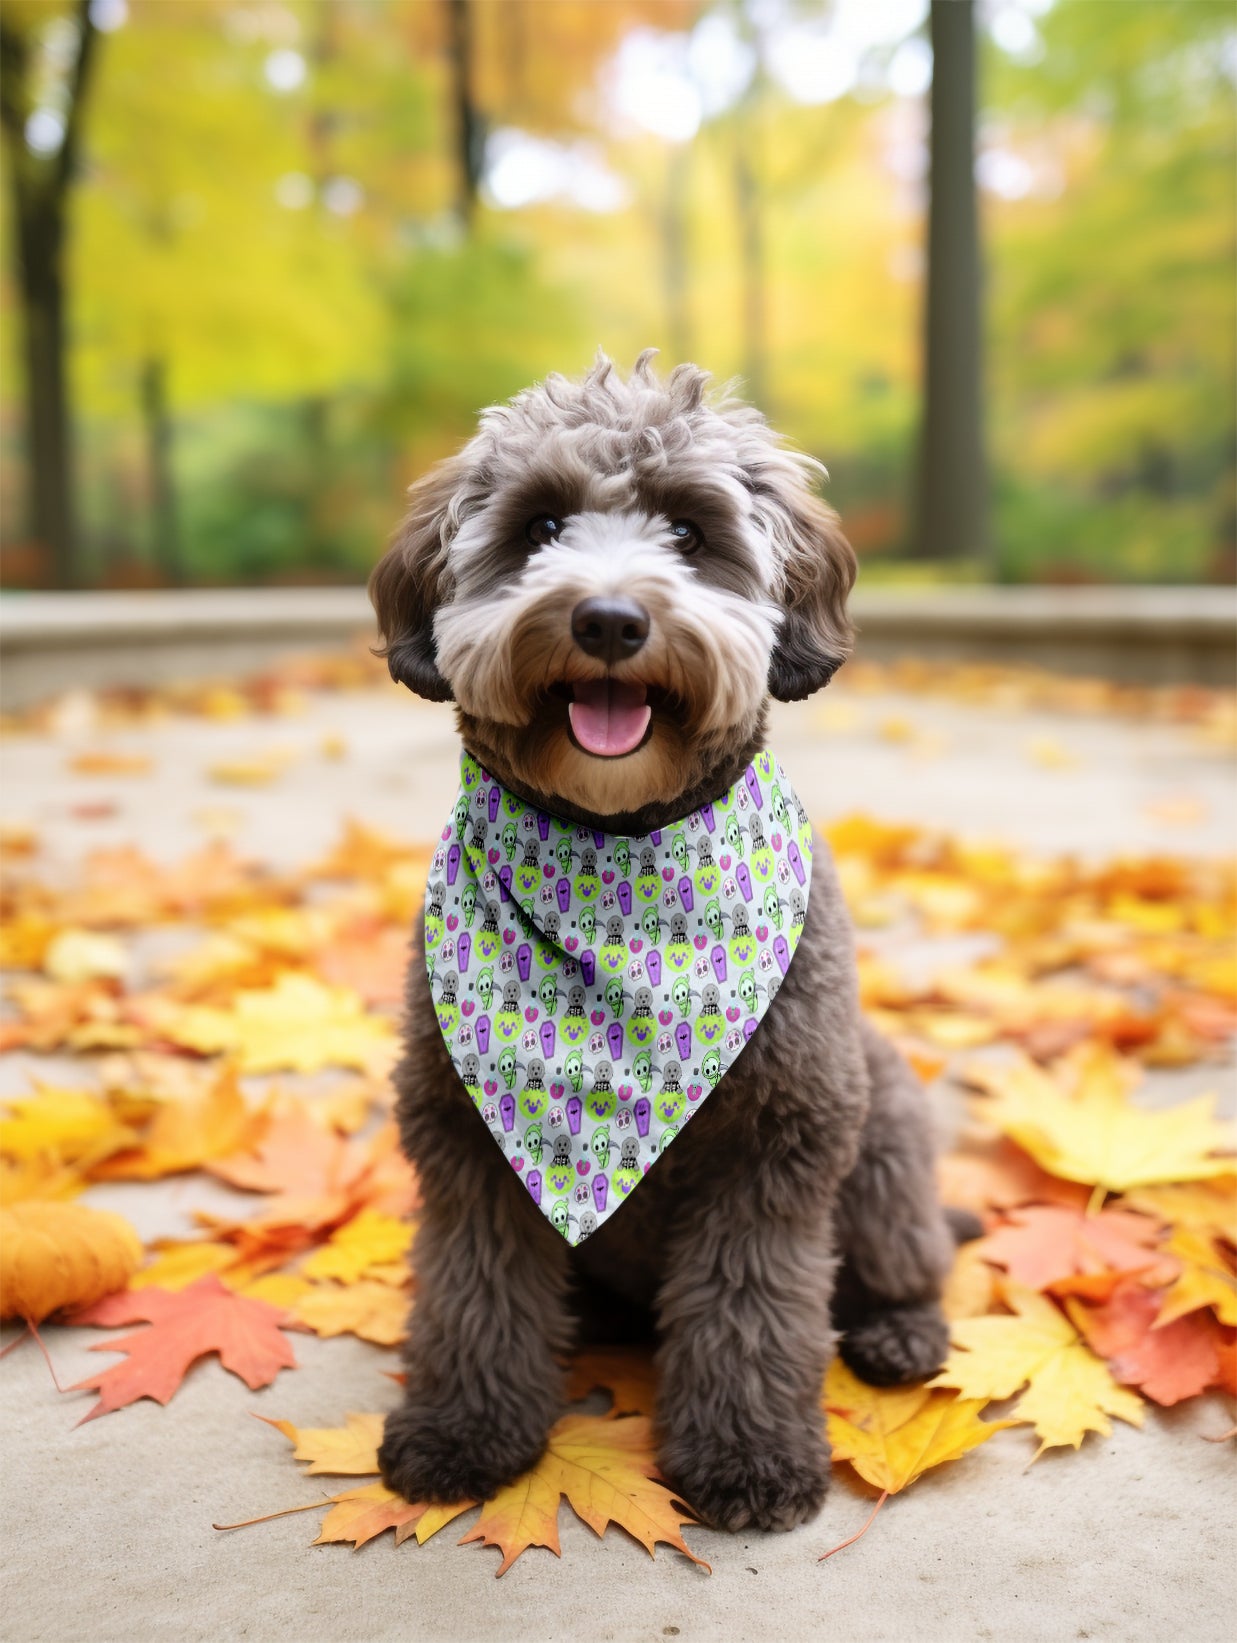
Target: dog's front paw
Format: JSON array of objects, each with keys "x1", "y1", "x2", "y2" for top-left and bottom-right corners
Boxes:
[
  {"x1": 379, "y1": 1401, "x2": 549, "y2": 1505},
  {"x1": 660, "y1": 1429, "x2": 830, "y2": 1533},
  {"x1": 839, "y1": 1301, "x2": 949, "y2": 1387}
]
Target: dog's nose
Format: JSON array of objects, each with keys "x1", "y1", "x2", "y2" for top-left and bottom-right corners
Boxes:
[{"x1": 570, "y1": 597, "x2": 650, "y2": 663}]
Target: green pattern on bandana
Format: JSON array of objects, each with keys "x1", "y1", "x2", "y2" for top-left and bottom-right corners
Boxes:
[{"x1": 425, "y1": 749, "x2": 813, "y2": 1246}]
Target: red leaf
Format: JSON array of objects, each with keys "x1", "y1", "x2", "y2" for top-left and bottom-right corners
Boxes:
[
  {"x1": 1067, "y1": 1281, "x2": 1223, "y2": 1406},
  {"x1": 69, "y1": 1274, "x2": 296, "y2": 1421},
  {"x1": 978, "y1": 1205, "x2": 1169, "y2": 1298}
]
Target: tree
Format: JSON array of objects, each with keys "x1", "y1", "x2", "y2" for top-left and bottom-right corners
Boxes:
[
  {"x1": 913, "y1": 0, "x2": 986, "y2": 563},
  {"x1": 0, "y1": 0, "x2": 99, "y2": 585}
]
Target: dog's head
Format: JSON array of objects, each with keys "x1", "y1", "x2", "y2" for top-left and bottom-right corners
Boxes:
[{"x1": 370, "y1": 351, "x2": 855, "y2": 819}]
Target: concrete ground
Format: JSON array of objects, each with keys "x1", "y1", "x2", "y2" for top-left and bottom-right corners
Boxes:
[{"x1": 1, "y1": 674, "x2": 1234, "y2": 1643}]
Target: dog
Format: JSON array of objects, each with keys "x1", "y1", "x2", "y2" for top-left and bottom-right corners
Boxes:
[{"x1": 369, "y1": 351, "x2": 961, "y2": 1534}]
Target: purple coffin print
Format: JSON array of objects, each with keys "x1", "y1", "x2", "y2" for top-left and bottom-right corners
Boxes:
[{"x1": 424, "y1": 747, "x2": 812, "y2": 1246}]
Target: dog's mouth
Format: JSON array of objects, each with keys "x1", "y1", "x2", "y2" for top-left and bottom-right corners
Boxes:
[{"x1": 548, "y1": 678, "x2": 660, "y2": 758}]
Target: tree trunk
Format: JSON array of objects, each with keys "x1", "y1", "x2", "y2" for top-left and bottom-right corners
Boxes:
[
  {"x1": 17, "y1": 200, "x2": 76, "y2": 584},
  {"x1": 0, "y1": 0, "x2": 99, "y2": 587},
  {"x1": 447, "y1": 0, "x2": 483, "y2": 229},
  {"x1": 913, "y1": 0, "x2": 987, "y2": 563},
  {"x1": 140, "y1": 356, "x2": 181, "y2": 584}
]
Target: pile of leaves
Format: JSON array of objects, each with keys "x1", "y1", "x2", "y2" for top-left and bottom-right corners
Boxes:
[{"x1": 1, "y1": 673, "x2": 1234, "y2": 1575}]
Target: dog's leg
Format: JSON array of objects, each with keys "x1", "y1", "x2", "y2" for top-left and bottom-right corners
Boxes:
[
  {"x1": 378, "y1": 1145, "x2": 573, "y2": 1505},
  {"x1": 831, "y1": 1021, "x2": 956, "y2": 1387},
  {"x1": 655, "y1": 1198, "x2": 839, "y2": 1533}
]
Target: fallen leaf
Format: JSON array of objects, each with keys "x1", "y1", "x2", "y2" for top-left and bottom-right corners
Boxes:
[
  {"x1": 826, "y1": 1376, "x2": 1009, "y2": 1495},
  {"x1": 1065, "y1": 1283, "x2": 1223, "y2": 1406},
  {"x1": 941, "y1": 1241, "x2": 999, "y2": 1321},
  {"x1": 301, "y1": 1209, "x2": 413, "y2": 1285},
  {"x1": 937, "y1": 1139, "x2": 1090, "y2": 1215},
  {"x1": 259, "y1": 1411, "x2": 386, "y2": 1474},
  {"x1": 976, "y1": 1204, "x2": 1167, "y2": 1298},
  {"x1": 92, "y1": 1069, "x2": 259, "y2": 1181},
  {"x1": 131, "y1": 1241, "x2": 238, "y2": 1291},
  {"x1": 313, "y1": 1484, "x2": 471, "y2": 1549},
  {"x1": 69, "y1": 1274, "x2": 296, "y2": 1421},
  {"x1": 0, "y1": 1201, "x2": 142, "y2": 1322},
  {"x1": 931, "y1": 1283, "x2": 1144, "y2": 1456},
  {"x1": 567, "y1": 1347, "x2": 658, "y2": 1417},
  {"x1": 966, "y1": 1048, "x2": 1235, "y2": 1195},
  {"x1": 206, "y1": 1105, "x2": 370, "y2": 1230},
  {"x1": 161, "y1": 973, "x2": 395, "y2": 1074},
  {"x1": 293, "y1": 1281, "x2": 409, "y2": 1346},
  {"x1": 1153, "y1": 1227, "x2": 1237, "y2": 1327},
  {"x1": 459, "y1": 1414, "x2": 708, "y2": 1576},
  {"x1": 1118, "y1": 1178, "x2": 1237, "y2": 1244},
  {"x1": 0, "y1": 1084, "x2": 136, "y2": 1169}
]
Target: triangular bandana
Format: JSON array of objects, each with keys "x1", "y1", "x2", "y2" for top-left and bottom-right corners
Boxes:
[{"x1": 425, "y1": 749, "x2": 813, "y2": 1246}]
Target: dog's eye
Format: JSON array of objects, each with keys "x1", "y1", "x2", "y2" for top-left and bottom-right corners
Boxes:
[
  {"x1": 525, "y1": 515, "x2": 564, "y2": 546},
  {"x1": 668, "y1": 519, "x2": 702, "y2": 555}
]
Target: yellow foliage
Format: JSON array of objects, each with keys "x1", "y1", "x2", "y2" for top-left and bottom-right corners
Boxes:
[
  {"x1": 301, "y1": 1209, "x2": 413, "y2": 1285},
  {"x1": 260, "y1": 1411, "x2": 386, "y2": 1476},
  {"x1": 1153, "y1": 1227, "x2": 1237, "y2": 1328},
  {"x1": 460, "y1": 1415, "x2": 708, "y2": 1576},
  {"x1": 293, "y1": 1280, "x2": 409, "y2": 1346},
  {"x1": 159, "y1": 973, "x2": 396, "y2": 1074},
  {"x1": 931, "y1": 1284, "x2": 1144, "y2": 1456},
  {"x1": 966, "y1": 1047, "x2": 1234, "y2": 1194}
]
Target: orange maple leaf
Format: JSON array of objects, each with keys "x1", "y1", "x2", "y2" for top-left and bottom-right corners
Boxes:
[
  {"x1": 459, "y1": 1414, "x2": 708, "y2": 1576},
  {"x1": 977, "y1": 1204, "x2": 1170, "y2": 1299},
  {"x1": 1065, "y1": 1282, "x2": 1225, "y2": 1406},
  {"x1": 566, "y1": 1347, "x2": 658, "y2": 1417},
  {"x1": 206, "y1": 1105, "x2": 369, "y2": 1230},
  {"x1": 68, "y1": 1274, "x2": 296, "y2": 1421}
]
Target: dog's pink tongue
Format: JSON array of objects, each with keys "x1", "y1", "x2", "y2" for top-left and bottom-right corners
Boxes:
[{"x1": 569, "y1": 679, "x2": 651, "y2": 757}]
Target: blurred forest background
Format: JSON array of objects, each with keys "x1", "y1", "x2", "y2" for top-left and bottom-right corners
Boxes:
[{"x1": 0, "y1": 0, "x2": 1233, "y2": 591}]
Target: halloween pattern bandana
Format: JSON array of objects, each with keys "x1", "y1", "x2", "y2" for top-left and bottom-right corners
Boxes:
[{"x1": 424, "y1": 749, "x2": 813, "y2": 1246}]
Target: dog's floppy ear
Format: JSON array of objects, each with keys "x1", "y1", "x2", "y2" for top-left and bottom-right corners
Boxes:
[
  {"x1": 369, "y1": 457, "x2": 465, "y2": 702},
  {"x1": 761, "y1": 473, "x2": 857, "y2": 702}
]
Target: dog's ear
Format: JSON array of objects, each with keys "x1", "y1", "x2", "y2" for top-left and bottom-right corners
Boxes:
[
  {"x1": 369, "y1": 457, "x2": 466, "y2": 702},
  {"x1": 761, "y1": 474, "x2": 857, "y2": 702}
]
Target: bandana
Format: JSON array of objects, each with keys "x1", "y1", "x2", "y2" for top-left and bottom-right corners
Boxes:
[{"x1": 424, "y1": 749, "x2": 813, "y2": 1246}]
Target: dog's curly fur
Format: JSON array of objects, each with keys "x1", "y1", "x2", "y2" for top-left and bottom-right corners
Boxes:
[{"x1": 371, "y1": 352, "x2": 960, "y2": 1534}]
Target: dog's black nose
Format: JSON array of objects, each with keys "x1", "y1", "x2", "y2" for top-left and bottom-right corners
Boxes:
[{"x1": 570, "y1": 597, "x2": 650, "y2": 663}]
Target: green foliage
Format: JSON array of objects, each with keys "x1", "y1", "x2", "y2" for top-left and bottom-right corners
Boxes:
[{"x1": 0, "y1": 0, "x2": 1232, "y2": 587}]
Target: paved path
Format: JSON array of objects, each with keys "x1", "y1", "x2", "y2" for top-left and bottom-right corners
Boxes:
[{"x1": 1, "y1": 675, "x2": 1234, "y2": 1643}]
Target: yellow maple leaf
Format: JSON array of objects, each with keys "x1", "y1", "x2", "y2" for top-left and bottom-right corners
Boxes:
[
  {"x1": 930, "y1": 1284, "x2": 1144, "y2": 1456},
  {"x1": 1118, "y1": 1178, "x2": 1237, "y2": 1244},
  {"x1": 242, "y1": 1413, "x2": 472, "y2": 1549},
  {"x1": 161, "y1": 973, "x2": 395, "y2": 1074},
  {"x1": 0, "y1": 1085, "x2": 136, "y2": 1169},
  {"x1": 1154, "y1": 1227, "x2": 1237, "y2": 1327},
  {"x1": 293, "y1": 1280, "x2": 409, "y2": 1345},
  {"x1": 827, "y1": 1392, "x2": 1009, "y2": 1496},
  {"x1": 92, "y1": 1069, "x2": 259, "y2": 1181},
  {"x1": 0, "y1": 1201, "x2": 142, "y2": 1322},
  {"x1": 236, "y1": 1272, "x2": 313, "y2": 1309},
  {"x1": 131, "y1": 1240, "x2": 238, "y2": 1291},
  {"x1": 460, "y1": 1414, "x2": 708, "y2": 1576},
  {"x1": 260, "y1": 1411, "x2": 387, "y2": 1475},
  {"x1": 965, "y1": 1048, "x2": 1234, "y2": 1195},
  {"x1": 301, "y1": 1209, "x2": 413, "y2": 1285}
]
